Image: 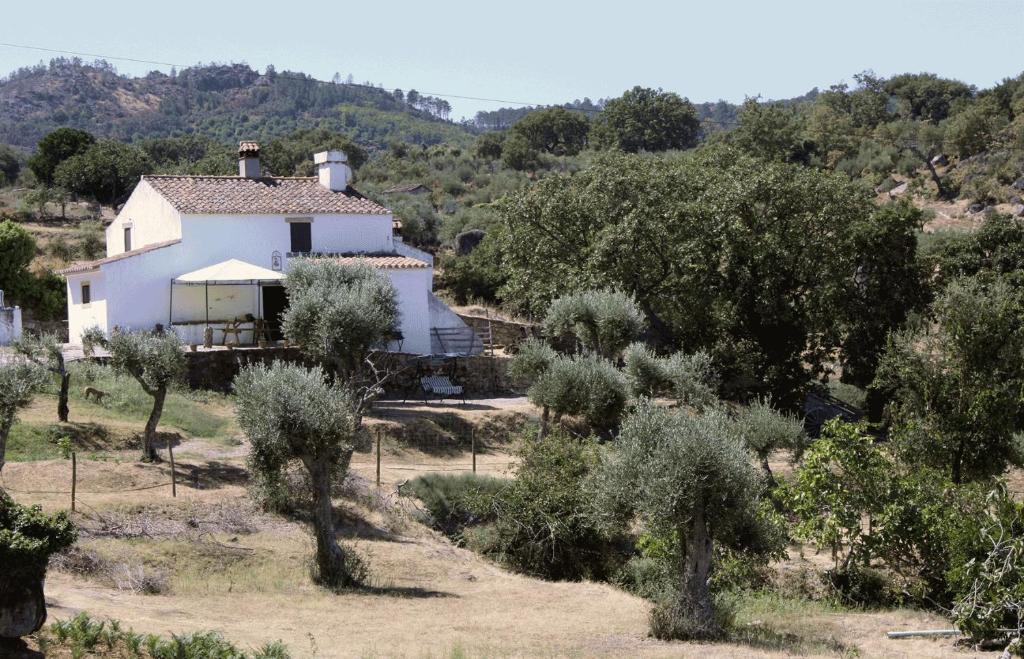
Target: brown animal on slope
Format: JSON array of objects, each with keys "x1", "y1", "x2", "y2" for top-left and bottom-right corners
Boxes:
[{"x1": 83, "y1": 387, "x2": 107, "y2": 403}]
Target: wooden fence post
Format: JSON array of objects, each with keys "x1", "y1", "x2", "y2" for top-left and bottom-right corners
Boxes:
[
  {"x1": 471, "y1": 429, "x2": 477, "y2": 474},
  {"x1": 376, "y1": 427, "x2": 382, "y2": 489},
  {"x1": 168, "y1": 443, "x2": 177, "y2": 498},
  {"x1": 70, "y1": 451, "x2": 77, "y2": 513}
]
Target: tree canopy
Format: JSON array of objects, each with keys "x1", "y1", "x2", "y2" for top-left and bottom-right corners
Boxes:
[
  {"x1": 591, "y1": 401, "x2": 783, "y2": 639},
  {"x1": 511, "y1": 107, "x2": 590, "y2": 156},
  {"x1": 27, "y1": 127, "x2": 95, "y2": 185},
  {"x1": 54, "y1": 140, "x2": 152, "y2": 203},
  {"x1": 0, "y1": 220, "x2": 37, "y2": 304},
  {"x1": 497, "y1": 147, "x2": 921, "y2": 408},
  {"x1": 873, "y1": 275, "x2": 1024, "y2": 484},
  {"x1": 0, "y1": 360, "x2": 48, "y2": 473},
  {"x1": 593, "y1": 87, "x2": 701, "y2": 153},
  {"x1": 281, "y1": 260, "x2": 398, "y2": 380},
  {"x1": 106, "y1": 330, "x2": 187, "y2": 462}
]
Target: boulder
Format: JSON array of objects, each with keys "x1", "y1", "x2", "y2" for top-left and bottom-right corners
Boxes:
[
  {"x1": 1013, "y1": 177, "x2": 1024, "y2": 191},
  {"x1": 968, "y1": 202, "x2": 986, "y2": 214},
  {"x1": 930, "y1": 154, "x2": 949, "y2": 167},
  {"x1": 888, "y1": 182, "x2": 909, "y2": 198},
  {"x1": 1013, "y1": 204, "x2": 1024, "y2": 217},
  {"x1": 1010, "y1": 195, "x2": 1023, "y2": 205},
  {"x1": 874, "y1": 177, "x2": 898, "y2": 194},
  {"x1": 455, "y1": 229, "x2": 487, "y2": 256},
  {"x1": 0, "y1": 576, "x2": 46, "y2": 639}
]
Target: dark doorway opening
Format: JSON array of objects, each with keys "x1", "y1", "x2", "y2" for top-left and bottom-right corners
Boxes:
[{"x1": 262, "y1": 285, "x2": 288, "y2": 340}]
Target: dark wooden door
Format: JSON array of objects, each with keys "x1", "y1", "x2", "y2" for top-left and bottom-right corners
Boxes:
[{"x1": 262, "y1": 286, "x2": 288, "y2": 340}]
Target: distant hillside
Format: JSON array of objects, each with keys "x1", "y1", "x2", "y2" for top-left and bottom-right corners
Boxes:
[{"x1": 0, "y1": 58, "x2": 474, "y2": 149}]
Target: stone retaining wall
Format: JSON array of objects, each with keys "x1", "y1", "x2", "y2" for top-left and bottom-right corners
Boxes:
[{"x1": 180, "y1": 347, "x2": 523, "y2": 395}]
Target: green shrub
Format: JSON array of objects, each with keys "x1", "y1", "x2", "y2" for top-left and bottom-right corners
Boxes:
[
  {"x1": 404, "y1": 472, "x2": 505, "y2": 537},
  {"x1": 47, "y1": 612, "x2": 290, "y2": 658},
  {"x1": 528, "y1": 353, "x2": 629, "y2": 435},
  {"x1": 469, "y1": 431, "x2": 625, "y2": 581},
  {"x1": 622, "y1": 343, "x2": 719, "y2": 407},
  {"x1": 950, "y1": 490, "x2": 1024, "y2": 648}
]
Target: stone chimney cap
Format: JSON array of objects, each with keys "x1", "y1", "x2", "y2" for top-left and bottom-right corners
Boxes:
[
  {"x1": 314, "y1": 150, "x2": 347, "y2": 165},
  {"x1": 238, "y1": 141, "x2": 261, "y2": 157}
]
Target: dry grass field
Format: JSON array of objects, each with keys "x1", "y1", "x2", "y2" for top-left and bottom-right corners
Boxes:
[{"x1": 1, "y1": 382, "x2": 1007, "y2": 658}]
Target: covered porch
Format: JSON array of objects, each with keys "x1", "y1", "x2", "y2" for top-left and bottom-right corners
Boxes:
[{"x1": 168, "y1": 259, "x2": 286, "y2": 346}]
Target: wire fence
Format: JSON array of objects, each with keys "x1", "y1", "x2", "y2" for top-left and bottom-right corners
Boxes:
[{"x1": 0, "y1": 426, "x2": 518, "y2": 513}]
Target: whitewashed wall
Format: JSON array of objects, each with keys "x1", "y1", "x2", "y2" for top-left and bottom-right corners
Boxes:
[
  {"x1": 180, "y1": 213, "x2": 395, "y2": 268},
  {"x1": 387, "y1": 268, "x2": 433, "y2": 355},
  {"x1": 106, "y1": 181, "x2": 182, "y2": 257},
  {"x1": 0, "y1": 306, "x2": 22, "y2": 345},
  {"x1": 65, "y1": 271, "x2": 109, "y2": 342},
  {"x1": 68, "y1": 195, "x2": 441, "y2": 352},
  {"x1": 65, "y1": 239, "x2": 436, "y2": 355}
]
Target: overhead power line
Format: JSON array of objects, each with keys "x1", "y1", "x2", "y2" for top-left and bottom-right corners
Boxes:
[
  {"x1": 0, "y1": 40, "x2": 753, "y2": 126},
  {"x1": 0, "y1": 41, "x2": 581, "y2": 110}
]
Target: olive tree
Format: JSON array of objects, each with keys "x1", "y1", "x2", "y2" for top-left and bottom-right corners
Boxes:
[
  {"x1": 0, "y1": 360, "x2": 48, "y2": 473},
  {"x1": 622, "y1": 343, "x2": 719, "y2": 408},
  {"x1": 282, "y1": 260, "x2": 398, "y2": 384},
  {"x1": 731, "y1": 398, "x2": 807, "y2": 485},
  {"x1": 13, "y1": 333, "x2": 72, "y2": 422},
  {"x1": 543, "y1": 289, "x2": 645, "y2": 360},
  {"x1": 873, "y1": 275, "x2": 1024, "y2": 483},
  {"x1": 527, "y1": 353, "x2": 628, "y2": 439},
  {"x1": 105, "y1": 331, "x2": 186, "y2": 462},
  {"x1": 510, "y1": 336, "x2": 629, "y2": 439},
  {"x1": 591, "y1": 401, "x2": 782, "y2": 639},
  {"x1": 234, "y1": 362, "x2": 364, "y2": 588}
]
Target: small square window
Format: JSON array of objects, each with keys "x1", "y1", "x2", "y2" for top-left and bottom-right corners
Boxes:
[{"x1": 81, "y1": 283, "x2": 91, "y2": 305}]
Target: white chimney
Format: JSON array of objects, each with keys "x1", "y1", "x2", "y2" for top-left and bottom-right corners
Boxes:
[
  {"x1": 238, "y1": 141, "x2": 261, "y2": 178},
  {"x1": 314, "y1": 150, "x2": 351, "y2": 191}
]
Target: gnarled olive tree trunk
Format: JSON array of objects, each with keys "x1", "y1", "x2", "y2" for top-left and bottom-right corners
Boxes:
[
  {"x1": 57, "y1": 368, "x2": 70, "y2": 423},
  {"x1": 0, "y1": 415, "x2": 13, "y2": 474},
  {"x1": 141, "y1": 385, "x2": 166, "y2": 462},
  {"x1": 653, "y1": 505, "x2": 720, "y2": 641},
  {"x1": 303, "y1": 455, "x2": 360, "y2": 588}
]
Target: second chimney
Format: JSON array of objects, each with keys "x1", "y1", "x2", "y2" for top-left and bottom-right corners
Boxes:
[
  {"x1": 238, "y1": 141, "x2": 261, "y2": 178},
  {"x1": 314, "y1": 150, "x2": 351, "y2": 191}
]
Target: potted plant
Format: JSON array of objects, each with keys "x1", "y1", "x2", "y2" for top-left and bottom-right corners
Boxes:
[{"x1": 0, "y1": 491, "x2": 76, "y2": 640}]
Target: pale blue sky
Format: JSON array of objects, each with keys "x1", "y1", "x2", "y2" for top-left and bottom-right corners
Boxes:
[{"x1": 1, "y1": 0, "x2": 1021, "y2": 119}]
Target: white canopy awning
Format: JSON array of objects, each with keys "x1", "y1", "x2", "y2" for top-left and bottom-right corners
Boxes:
[{"x1": 173, "y1": 259, "x2": 286, "y2": 285}]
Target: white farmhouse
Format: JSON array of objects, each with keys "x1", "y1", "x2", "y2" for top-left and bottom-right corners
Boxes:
[{"x1": 59, "y1": 142, "x2": 479, "y2": 356}]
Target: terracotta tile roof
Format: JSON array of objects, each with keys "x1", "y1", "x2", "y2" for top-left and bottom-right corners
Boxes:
[
  {"x1": 310, "y1": 254, "x2": 430, "y2": 269},
  {"x1": 143, "y1": 176, "x2": 390, "y2": 215},
  {"x1": 57, "y1": 240, "x2": 182, "y2": 275}
]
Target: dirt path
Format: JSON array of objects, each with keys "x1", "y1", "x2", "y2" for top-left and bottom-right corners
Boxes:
[{"x1": 37, "y1": 525, "x2": 968, "y2": 658}]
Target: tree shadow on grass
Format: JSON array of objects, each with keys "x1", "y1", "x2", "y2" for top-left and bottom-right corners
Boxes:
[
  {"x1": 174, "y1": 460, "x2": 249, "y2": 490},
  {"x1": 729, "y1": 623, "x2": 853, "y2": 656},
  {"x1": 365, "y1": 408, "x2": 525, "y2": 457},
  {"x1": 333, "y1": 506, "x2": 412, "y2": 544},
  {"x1": 358, "y1": 583, "x2": 457, "y2": 599}
]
